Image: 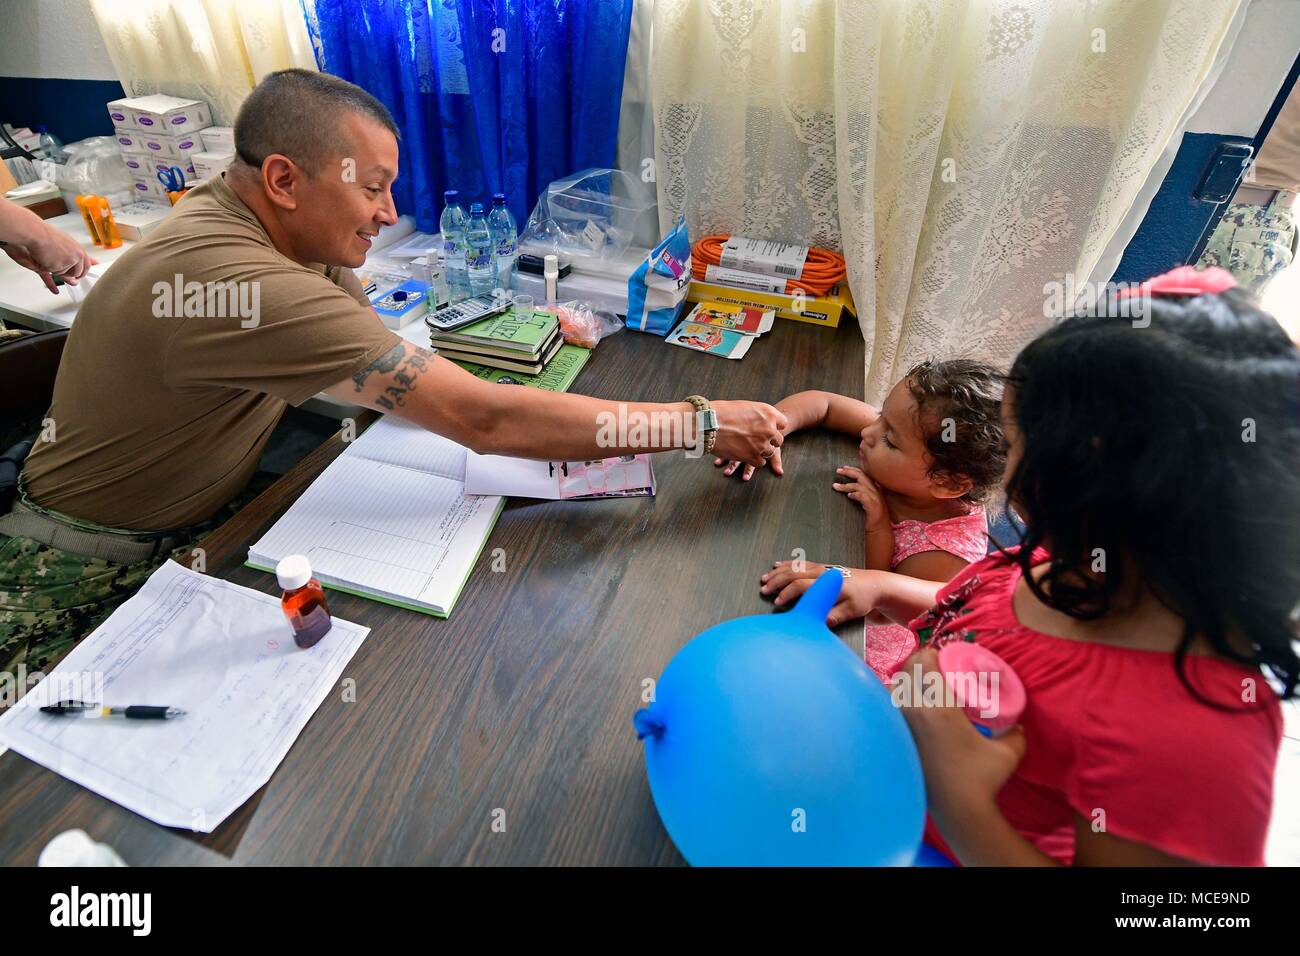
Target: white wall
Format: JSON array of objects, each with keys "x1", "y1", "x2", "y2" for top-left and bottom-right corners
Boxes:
[
  {"x1": 1189, "y1": 0, "x2": 1300, "y2": 137},
  {"x1": 0, "y1": 0, "x2": 117, "y2": 81}
]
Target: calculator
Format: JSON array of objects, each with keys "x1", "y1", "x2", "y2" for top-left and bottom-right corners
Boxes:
[{"x1": 425, "y1": 293, "x2": 513, "y2": 333}]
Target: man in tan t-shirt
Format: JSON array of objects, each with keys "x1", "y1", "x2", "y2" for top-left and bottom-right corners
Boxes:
[{"x1": 0, "y1": 69, "x2": 786, "y2": 672}]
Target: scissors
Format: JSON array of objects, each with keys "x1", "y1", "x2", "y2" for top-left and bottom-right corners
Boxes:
[{"x1": 157, "y1": 165, "x2": 187, "y2": 204}]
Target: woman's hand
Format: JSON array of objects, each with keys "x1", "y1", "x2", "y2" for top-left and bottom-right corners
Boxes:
[
  {"x1": 759, "y1": 561, "x2": 881, "y2": 626},
  {"x1": 832, "y1": 465, "x2": 890, "y2": 530},
  {"x1": 895, "y1": 647, "x2": 1026, "y2": 831}
]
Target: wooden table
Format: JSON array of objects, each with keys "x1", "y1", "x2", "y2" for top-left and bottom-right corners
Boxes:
[{"x1": 0, "y1": 315, "x2": 865, "y2": 865}]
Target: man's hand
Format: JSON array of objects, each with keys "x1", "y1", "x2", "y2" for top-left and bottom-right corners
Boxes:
[
  {"x1": 713, "y1": 419, "x2": 789, "y2": 481},
  {"x1": 709, "y1": 400, "x2": 786, "y2": 468},
  {"x1": 759, "y1": 560, "x2": 882, "y2": 626}
]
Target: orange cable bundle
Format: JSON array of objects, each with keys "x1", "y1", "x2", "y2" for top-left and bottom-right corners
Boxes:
[{"x1": 692, "y1": 235, "x2": 846, "y2": 297}]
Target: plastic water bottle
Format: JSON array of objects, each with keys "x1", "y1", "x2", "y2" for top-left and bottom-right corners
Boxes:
[
  {"x1": 488, "y1": 193, "x2": 518, "y2": 288},
  {"x1": 36, "y1": 125, "x2": 67, "y2": 163},
  {"x1": 465, "y1": 202, "x2": 497, "y2": 297},
  {"x1": 439, "y1": 189, "x2": 470, "y2": 302}
]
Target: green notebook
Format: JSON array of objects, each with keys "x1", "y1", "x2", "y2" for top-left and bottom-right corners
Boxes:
[
  {"x1": 452, "y1": 343, "x2": 591, "y2": 392},
  {"x1": 430, "y1": 308, "x2": 559, "y2": 357}
]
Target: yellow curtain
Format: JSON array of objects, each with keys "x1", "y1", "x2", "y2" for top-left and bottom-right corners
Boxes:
[
  {"x1": 89, "y1": 0, "x2": 318, "y2": 126},
  {"x1": 652, "y1": 0, "x2": 1244, "y2": 402}
]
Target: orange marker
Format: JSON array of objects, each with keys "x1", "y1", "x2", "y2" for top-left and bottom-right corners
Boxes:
[{"x1": 75, "y1": 194, "x2": 103, "y2": 246}]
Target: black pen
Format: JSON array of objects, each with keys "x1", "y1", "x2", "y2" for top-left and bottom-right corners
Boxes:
[{"x1": 39, "y1": 700, "x2": 186, "y2": 719}]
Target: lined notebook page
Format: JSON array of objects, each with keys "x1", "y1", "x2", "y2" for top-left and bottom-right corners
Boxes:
[
  {"x1": 345, "y1": 415, "x2": 468, "y2": 481},
  {"x1": 247, "y1": 417, "x2": 501, "y2": 615}
]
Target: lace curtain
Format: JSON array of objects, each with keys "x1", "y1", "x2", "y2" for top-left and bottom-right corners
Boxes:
[
  {"x1": 89, "y1": 0, "x2": 319, "y2": 126},
  {"x1": 651, "y1": 0, "x2": 1243, "y2": 402}
]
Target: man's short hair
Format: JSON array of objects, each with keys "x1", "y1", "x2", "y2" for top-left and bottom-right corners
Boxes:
[{"x1": 233, "y1": 69, "x2": 398, "y2": 175}]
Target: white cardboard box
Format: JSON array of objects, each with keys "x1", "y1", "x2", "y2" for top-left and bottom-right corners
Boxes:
[
  {"x1": 190, "y1": 150, "x2": 233, "y2": 180},
  {"x1": 199, "y1": 126, "x2": 234, "y2": 153},
  {"x1": 139, "y1": 129, "x2": 205, "y2": 162},
  {"x1": 112, "y1": 129, "x2": 145, "y2": 153},
  {"x1": 128, "y1": 174, "x2": 171, "y2": 203},
  {"x1": 120, "y1": 95, "x2": 212, "y2": 136},
  {"x1": 106, "y1": 98, "x2": 138, "y2": 131},
  {"x1": 112, "y1": 201, "x2": 173, "y2": 241}
]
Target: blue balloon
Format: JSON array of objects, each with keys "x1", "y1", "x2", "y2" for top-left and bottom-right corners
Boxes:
[{"x1": 634, "y1": 569, "x2": 925, "y2": 865}]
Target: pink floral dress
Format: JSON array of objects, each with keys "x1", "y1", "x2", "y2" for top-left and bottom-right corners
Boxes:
[{"x1": 863, "y1": 510, "x2": 988, "y2": 681}]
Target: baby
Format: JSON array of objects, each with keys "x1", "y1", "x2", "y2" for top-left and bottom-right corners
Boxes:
[{"x1": 720, "y1": 359, "x2": 1005, "y2": 678}]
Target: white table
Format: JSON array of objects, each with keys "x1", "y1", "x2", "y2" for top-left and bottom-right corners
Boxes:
[{"x1": 0, "y1": 212, "x2": 133, "y2": 332}]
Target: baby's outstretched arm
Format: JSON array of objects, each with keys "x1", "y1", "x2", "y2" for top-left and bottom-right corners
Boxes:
[{"x1": 716, "y1": 391, "x2": 877, "y2": 481}]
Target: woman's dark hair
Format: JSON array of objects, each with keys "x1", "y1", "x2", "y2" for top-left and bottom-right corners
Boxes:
[
  {"x1": 906, "y1": 359, "x2": 1006, "y2": 505},
  {"x1": 1005, "y1": 287, "x2": 1300, "y2": 701}
]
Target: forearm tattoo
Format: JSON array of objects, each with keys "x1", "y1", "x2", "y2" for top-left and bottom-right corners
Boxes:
[{"x1": 351, "y1": 343, "x2": 433, "y2": 411}]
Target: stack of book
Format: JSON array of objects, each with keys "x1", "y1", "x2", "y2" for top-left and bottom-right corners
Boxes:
[
  {"x1": 431, "y1": 308, "x2": 591, "y2": 392},
  {"x1": 430, "y1": 309, "x2": 563, "y2": 375}
]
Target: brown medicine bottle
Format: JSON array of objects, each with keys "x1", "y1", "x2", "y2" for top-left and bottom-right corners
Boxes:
[{"x1": 276, "y1": 554, "x2": 332, "y2": 648}]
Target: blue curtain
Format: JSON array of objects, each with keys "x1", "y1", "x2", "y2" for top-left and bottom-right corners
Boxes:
[{"x1": 300, "y1": 0, "x2": 635, "y2": 233}]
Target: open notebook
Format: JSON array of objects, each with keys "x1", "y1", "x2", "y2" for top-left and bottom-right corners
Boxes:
[{"x1": 247, "y1": 417, "x2": 503, "y2": 617}]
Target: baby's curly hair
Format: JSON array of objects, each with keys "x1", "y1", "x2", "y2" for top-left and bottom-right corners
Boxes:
[{"x1": 904, "y1": 359, "x2": 1006, "y2": 504}]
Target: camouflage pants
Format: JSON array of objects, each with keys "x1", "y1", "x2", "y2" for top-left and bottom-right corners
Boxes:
[
  {"x1": 0, "y1": 471, "x2": 278, "y2": 676},
  {"x1": 1197, "y1": 191, "x2": 1296, "y2": 296}
]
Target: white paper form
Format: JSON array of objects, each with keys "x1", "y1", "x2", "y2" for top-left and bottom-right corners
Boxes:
[
  {"x1": 465, "y1": 452, "x2": 656, "y2": 500},
  {"x1": 0, "y1": 561, "x2": 369, "y2": 832}
]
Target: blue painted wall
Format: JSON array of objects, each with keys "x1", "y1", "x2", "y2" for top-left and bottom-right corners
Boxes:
[
  {"x1": 0, "y1": 77, "x2": 125, "y2": 148},
  {"x1": 1111, "y1": 132, "x2": 1252, "y2": 284}
]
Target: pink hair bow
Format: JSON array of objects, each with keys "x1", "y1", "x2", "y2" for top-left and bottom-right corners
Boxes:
[{"x1": 1122, "y1": 265, "x2": 1238, "y2": 298}]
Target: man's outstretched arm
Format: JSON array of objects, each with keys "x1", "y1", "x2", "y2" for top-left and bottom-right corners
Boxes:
[{"x1": 324, "y1": 339, "x2": 787, "y2": 465}]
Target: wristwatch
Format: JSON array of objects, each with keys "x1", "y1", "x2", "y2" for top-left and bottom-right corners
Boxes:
[{"x1": 684, "y1": 395, "x2": 718, "y2": 455}]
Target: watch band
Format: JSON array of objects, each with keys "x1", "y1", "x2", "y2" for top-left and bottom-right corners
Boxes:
[{"x1": 683, "y1": 395, "x2": 717, "y2": 454}]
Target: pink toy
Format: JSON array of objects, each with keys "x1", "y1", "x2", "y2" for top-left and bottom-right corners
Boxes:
[{"x1": 936, "y1": 642, "x2": 1026, "y2": 735}]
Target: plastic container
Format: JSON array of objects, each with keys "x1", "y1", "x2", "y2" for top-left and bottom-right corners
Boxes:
[
  {"x1": 465, "y1": 202, "x2": 497, "y2": 297},
  {"x1": 36, "y1": 126, "x2": 68, "y2": 163},
  {"x1": 277, "y1": 554, "x2": 332, "y2": 649},
  {"x1": 936, "y1": 642, "x2": 1025, "y2": 736},
  {"x1": 488, "y1": 193, "x2": 518, "y2": 289},
  {"x1": 439, "y1": 190, "x2": 470, "y2": 303}
]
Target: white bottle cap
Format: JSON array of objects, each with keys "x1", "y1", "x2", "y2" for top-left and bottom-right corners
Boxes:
[
  {"x1": 276, "y1": 554, "x2": 312, "y2": 591},
  {"x1": 38, "y1": 829, "x2": 127, "y2": 867},
  {"x1": 544, "y1": 254, "x2": 558, "y2": 278}
]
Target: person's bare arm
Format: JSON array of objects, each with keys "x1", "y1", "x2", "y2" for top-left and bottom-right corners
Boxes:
[
  {"x1": 0, "y1": 196, "x2": 95, "y2": 293},
  {"x1": 777, "y1": 390, "x2": 877, "y2": 436},
  {"x1": 323, "y1": 339, "x2": 787, "y2": 464},
  {"x1": 716, "y1": 389, "x2": 877, "y2": 480}
]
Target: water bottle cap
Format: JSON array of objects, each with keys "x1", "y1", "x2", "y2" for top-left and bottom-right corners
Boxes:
[
  {"x1": 492, "y1": 193, "x2": 506, "y2": 204},
  {"x1": 276, "y1": 554, "x2": 313, "y2": 591},
  {"x1": 35, "y1": 124, "x2": 48, "y2": 134},
  {"x1": 443, "y1": 189, "x2": 460, "y2": 203},
  {"x1": 469, "y1": 202, "x2": 485, "y2": 215}
]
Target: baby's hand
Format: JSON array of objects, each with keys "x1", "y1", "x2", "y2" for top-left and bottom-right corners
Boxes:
[
  {"x1": 833, "y1": 465, "x2": 888, "y2": 528},
  {"x1": 714, "y1": 444, "x2": 784, "y2": 482},
  {"x1": 760, "y1": 560, "x2": 880, "y2": 627}
]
